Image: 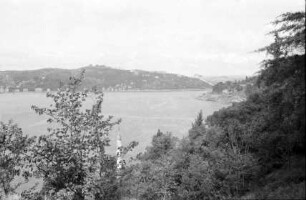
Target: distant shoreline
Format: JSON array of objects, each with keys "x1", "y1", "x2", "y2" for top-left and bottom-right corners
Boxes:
[
  {"x1": 0, "y1": 88, "x2": 209, "y2": 95},
  {"x1": 104, "y1": 89, "x2": 209, "y2": 93},
  {"x1": 196, "y1": 92, "x2": 246, "y2": 104}
]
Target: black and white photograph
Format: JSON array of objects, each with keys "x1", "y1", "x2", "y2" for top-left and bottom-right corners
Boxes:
[{"x1": 0, "y1": 0, "x2": 305, "y2": 199}]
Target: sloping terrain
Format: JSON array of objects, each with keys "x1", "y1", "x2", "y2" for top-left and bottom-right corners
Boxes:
[{"x1": 0, "y1": 65, "x2": 211, "y2": 91}]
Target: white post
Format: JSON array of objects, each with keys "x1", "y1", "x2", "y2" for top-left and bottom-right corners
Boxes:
[{"x1": 116, "y1": 133, "x2": 123, "y2": 170}]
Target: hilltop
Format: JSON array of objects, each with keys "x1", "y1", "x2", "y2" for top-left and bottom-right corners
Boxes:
[{"x1": 0, "y1": 65, "x2": 211, "y2": 91}]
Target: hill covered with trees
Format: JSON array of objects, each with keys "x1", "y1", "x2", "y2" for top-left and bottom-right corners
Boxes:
[{"x1": 0, "y1": 66, "x2": 211, "y2": 91}]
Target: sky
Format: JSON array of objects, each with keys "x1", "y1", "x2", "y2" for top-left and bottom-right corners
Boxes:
[{"x1": 0, "y1": 0, "x2": 304, "y2": 76}]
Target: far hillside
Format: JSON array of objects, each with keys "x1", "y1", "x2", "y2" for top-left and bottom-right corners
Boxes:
[
  {"x1": 197, "y1": 76, "x2": 258, "y2": 104},
  {"x1": 0, "y1": 65, "x2": 211, "y2": 91},
  {"x1": 211, "y1": 76, "x2": 258, "y2": 96},
  {"x1": 194, "y1": 74, "x2": 247, "y2": 85}
]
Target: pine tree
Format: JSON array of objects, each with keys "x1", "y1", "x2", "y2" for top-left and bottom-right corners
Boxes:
[{"x1": 192, "y1": 110, "x2": 203, "y2": 128}]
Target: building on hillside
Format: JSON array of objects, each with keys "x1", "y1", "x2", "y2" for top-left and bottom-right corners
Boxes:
[
  {"x1": 23, "y1": 88, "x2": 29, "y2": 92},
  {"x1": 0, "y1": 86, "x2": 4, "y2": 93},
  {"x1": 14, "y1": 88, "x2": 20, "y2": 93}
]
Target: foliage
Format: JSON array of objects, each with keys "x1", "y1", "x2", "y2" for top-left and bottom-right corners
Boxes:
[
  {"x1": 207, "y1": 10, "x2": 305, "y2": 198},
  {"x1": 191, "y1": 110, "x2": 203, "y2": 129},
  {"x1": 121, "y1": 130, "x2": 179, "y2": 200},
  {"x1": 258, "y1": 12, "x2": 305, "y2": 57},
  {"x1": 138, "y1": 130, "x2": 178, "y2": 161},
  {"x1": 28, "y1": 70, "x2": 134, "y2": 199},
  {"x1": 121, "y1": 11, "x2": 305, "y2": 200},
  {"x1": 123, "y1": 117, "x2": 257, "y2": 199},
  {"x1": 0, "y1": 121, "x2": 35, "y2": 198},
  {"x1": 212, "y1": 81, "x2": 244, "y2": 94}
]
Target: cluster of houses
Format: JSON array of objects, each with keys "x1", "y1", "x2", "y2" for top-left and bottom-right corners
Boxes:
[
  {"x1": 0, "y1": 85, "x2": 137, "y2": 94},
  {"x1": 101, "y1": 85, "x2": 134, "y2": 92},
  {"x1": 219, "y1": 83, "x2": 248, "y2": 95},
  {"x1": 0, "y1": 86, "x2": 51, "y2": 93}
]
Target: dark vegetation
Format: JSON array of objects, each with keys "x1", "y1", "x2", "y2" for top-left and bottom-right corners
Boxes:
[
  {"x1": 1, "y1": 71, "x2": 138, "y2": 200},
  {"x1": 120, "y1": 11, "x2": 305, "y2": 199},
  {"x1": 198, "y1": 77, "x2": 257, "y2": 104},
  {"x1": 212, "y1": 76, "x2": 258, "y2": 97},
  {"x1": 0, "y1": 11, "x2": 305, "y2": 199},
  {"x1": 0, "y1": 66, "x2": 211, "y2": 91}
]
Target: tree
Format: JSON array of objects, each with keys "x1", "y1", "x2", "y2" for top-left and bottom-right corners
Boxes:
[
  {"x1": 122, "y1": 130, "x2": 179, "y2": 200},
  {"x1": 212, "y1": 82, "x2": 226, "y2": 94},
  {"x1": 138, "y1": 130, "x2": 178, "y2": 161},
  {"x1": 257, "y1": 11, "x2": 305, "y2": 160},
  {"x1": 29, "y1": 71, "x2": 123, "y2": 199},
  {"x1": 191, "y1": 110, "x2": 203, "y2": 128},
  {"x1": 189, "y1": 110, "x2": 206, "y2": 143},
  {"x1": 206, "y1": 11, "x2": 305, "y2": 199},
  {"x1": 258, "y1": 12, "x2": 305, "y2": 58},
  {"x1": 0, "y1": 121, "x2": 34, "y2": 198}
]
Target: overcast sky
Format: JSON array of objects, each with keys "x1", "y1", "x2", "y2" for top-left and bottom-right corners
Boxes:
[{"x1": 0, "y1": 0, "x2": 304, "y2": 76}]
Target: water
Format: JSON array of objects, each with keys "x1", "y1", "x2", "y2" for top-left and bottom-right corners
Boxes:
[{"x1": 0, "y1": 91, "x2": 228, "y2": 155}]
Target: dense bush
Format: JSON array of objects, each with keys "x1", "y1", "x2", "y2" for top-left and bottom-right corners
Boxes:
[{"x1": 0, "y1": 121, "x2": 35, "y2": 198}]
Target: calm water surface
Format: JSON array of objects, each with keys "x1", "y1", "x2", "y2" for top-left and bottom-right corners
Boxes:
[{"x1": 0, "y1": 91, "x2": 228, "y2": 155}]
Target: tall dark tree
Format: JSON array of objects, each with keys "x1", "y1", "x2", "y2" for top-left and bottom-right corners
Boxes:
[
  {"x1": 207, "y1": 11, "x2": 305, "y2": 199},
  {"x1": 191, "y1": 110, "x2": 203, "y2": 128},
  {"x1": 257, "y1": 11, "x2": 305, "y2": 161}
]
